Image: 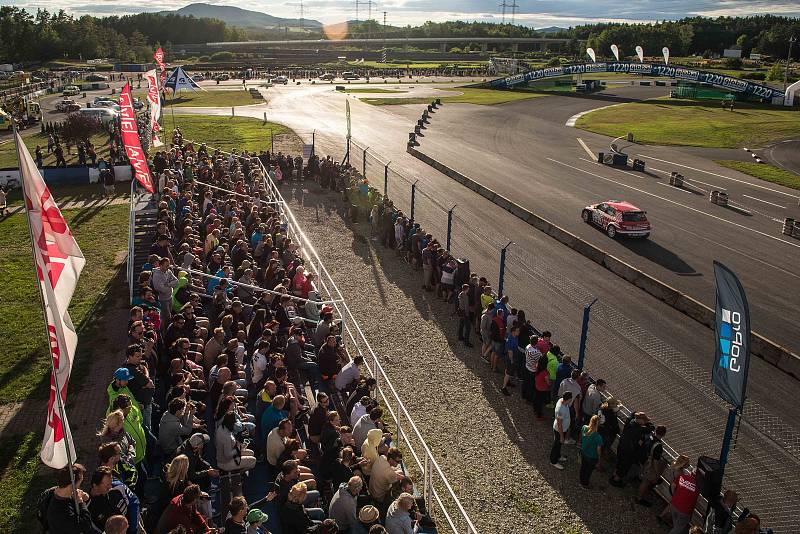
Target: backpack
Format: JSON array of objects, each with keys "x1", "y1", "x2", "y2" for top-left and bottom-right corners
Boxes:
[{"x1": 37, "y1": 486, "x2": 56, "y2": 531}]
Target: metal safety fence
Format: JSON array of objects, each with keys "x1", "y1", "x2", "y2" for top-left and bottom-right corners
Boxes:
[{"x1": 344, "y1": 139, "x2": 796, "y2": 531}]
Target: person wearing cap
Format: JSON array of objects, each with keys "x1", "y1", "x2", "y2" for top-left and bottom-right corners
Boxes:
[
  {"x1": 357, "y1": 505, "x2": 380, "y2": 533},
  {"x1": 108, "y1": 367, "x2": 139, "y2": 414},
  {"x1": 177, "y1": 433, "x2": 218, "y2": 488},
  {"x1": 665, "y1": 455, "x2": 698, "y2": 534},
  {"x1": 246, "y1": 507, "x2": 269, "y2": 534}
]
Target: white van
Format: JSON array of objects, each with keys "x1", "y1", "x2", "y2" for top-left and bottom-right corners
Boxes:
[
  {"x1": 342, "y1": 71, "x2": 359, "y2": 80},
  {"x1": 75, "y1": 107, "x2": 118, "y2": 125}
]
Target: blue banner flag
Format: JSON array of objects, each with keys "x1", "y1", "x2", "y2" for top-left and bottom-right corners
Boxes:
[
  {"x1": 712, "y1": 261, "x2": 751, "y2": 409},
  {"x1": 164, "y1": 66, "x2": 200, "y2": 94}
]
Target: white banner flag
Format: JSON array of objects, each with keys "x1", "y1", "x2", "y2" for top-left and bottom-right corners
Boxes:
[
  {"x1": 16, "y1": 132, "x2": 85, "y2": 469},
  {"x1": 145, "y1": 69, "x2": 163, "y2": 147},
  {"x1": 635, "y1": 45, "x2": 645, "y2": 63},
  {"x1": 662, "y1": 46, "x2": 670, "y2": 65},
  {"x1": 586, "y1": 48, "x2": 596, "y2": 63},
  {"x1": 610, "y1": 44, "x2": 620, "y2": 61}
]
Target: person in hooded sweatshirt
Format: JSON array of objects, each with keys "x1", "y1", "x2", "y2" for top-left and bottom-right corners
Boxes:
[{"x1": 328, "y1": 476, "x2": 362, "y2": 532}]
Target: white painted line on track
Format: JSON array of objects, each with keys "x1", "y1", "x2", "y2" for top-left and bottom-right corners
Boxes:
[
  {"x1": 635, "y1": 153, "x2": 800, "y2": 199},
  {"x1": 576, "y1": 138, "x2": 596, "y2": 160},
  {"x1": 650, "y1": 166, "x2": 671, "y2": 175},
  {"x1": 742, "y1": 194, "x2": 786, "y2": 209},
  {"x1": 656, "y1": 182, "x2": 694, "y2": 194},
  {"x1": 564, "y1": 103, "x2": 624, "y2": 127},
  {"x1": 683, "y1": 178, "x2": 723, "y2": 190},
  {"x1": 547, "y1": 157, "x2": 800, "y2": 250},
  {"x1": 657, "y1": 220, "x2": 800, "y2": 280}
]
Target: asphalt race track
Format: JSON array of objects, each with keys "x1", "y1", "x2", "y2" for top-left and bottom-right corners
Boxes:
[{"x1": 163, "y1": 80, "x2": 800, "y2": 530}]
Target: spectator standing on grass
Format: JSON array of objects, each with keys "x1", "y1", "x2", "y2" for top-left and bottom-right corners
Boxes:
[
  {"x1": 46, "y1": 464, "x2": 94, "y2": 533},
  {"x1": 457, "y1": 284, "x2": 472, "y2": 347},
  {"x1": 550, "y1": 392, "x2": 573, "y2": 470},
  {"x1": 664, "y1": 455, "x2": 699, "y2": 534},
  {"x1": 579, "y1": 415, "x2": 603, "y2": 488}
]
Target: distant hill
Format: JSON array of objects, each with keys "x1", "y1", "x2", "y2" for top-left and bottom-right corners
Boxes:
[
  {"x1": 536, "y1": 26, "x2": 567, "y2": 34},
  {"x1": 164, "y1": 3, "x2": 323, "y2": 29}
]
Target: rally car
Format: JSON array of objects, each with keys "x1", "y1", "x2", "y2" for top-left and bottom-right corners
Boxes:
[{"x1": 581, "y1": 200, "x2": 651, "y2": 239}]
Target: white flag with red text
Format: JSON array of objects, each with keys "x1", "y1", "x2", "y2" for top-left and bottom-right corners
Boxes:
[
  {"x1": 119, "y1": 83, "x2": 155, "y2": 193},
  {"x1": 16, "y1": 132, "x2": 85, "y2": 469},
  {"x1": 154, "y1": 47, "x2": 166, "y2": 86},
  {"x1": 145, "y1": 69, "x2": 163, "y2": 147}
]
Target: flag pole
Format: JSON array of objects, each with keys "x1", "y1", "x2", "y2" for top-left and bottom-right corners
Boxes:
[{"x1": 12, "y1": 126, "x2": 81, "y2": 512}]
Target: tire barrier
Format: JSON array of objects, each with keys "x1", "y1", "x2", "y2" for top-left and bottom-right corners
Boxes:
[
  {"x1": 406, "y1": 144, "x2": 800, "y2": 379},
  {"x1": 669, "y1": 172, "x2": 684, "y2": 187}
]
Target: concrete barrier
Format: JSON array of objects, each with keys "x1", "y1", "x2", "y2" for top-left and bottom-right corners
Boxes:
[{"x1": 406, "y1": 144, "x2": 800, "y2": 379}]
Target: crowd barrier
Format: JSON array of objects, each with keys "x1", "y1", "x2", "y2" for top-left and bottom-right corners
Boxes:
[{"x1": 346, "y1": 138, "x2": 758, "y2": 530}]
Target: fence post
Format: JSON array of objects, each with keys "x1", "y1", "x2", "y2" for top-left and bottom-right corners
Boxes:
[
  {"x1": 384, "y1": 163, "x2": 389, "y2": 198},
  {"x1": 577, "y1": 298, "x2": 598, "y2": 370},
  {"x1": 311, "y1": 130, "x2": 315, "y2": 157},
  {"x1": 446, "y1": 204, "x2": 456, "y2": 251},
  {"x1": 497, "y1": 241, "x2": 513, "y2": 297},
  {"x1": 362, "y1": 146, "x2": 369, "y2": 178},
  {"x1": 396, "y1": 399, "x2": 403, "y2": 450},
  {"x1": 423, "y1": 453, "x2": 433, "y2": 516},
  {"x1": 231, "y1": 106, "x2": 235, "y2": 117},
  {"x1": 410, "y1": 180, "x2": 419, "y2": 224},
  {"x1": 373, "y1": 357, "x2": 380, "y2": 392},
  {"x1": 263, "y1": 111, "x2": 267, "y2": 124}
]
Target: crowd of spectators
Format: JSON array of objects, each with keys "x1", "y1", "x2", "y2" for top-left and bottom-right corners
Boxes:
[
  {"x1": 40, "y1": 129, "x2": 436, "y2": 534},
  {"x1": 38, "y1": 126, "x2": 769, "y2": 534}
]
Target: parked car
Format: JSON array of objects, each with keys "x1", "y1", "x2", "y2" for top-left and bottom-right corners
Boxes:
[
  {"x1": 273, "y1": 75, "x2": 289, "y2": 84},
  {"x1": 581, "y1": 200, "x2": 651, "y2": 238},
  {"x1": 342, "y1": 71, "x2": 359, "y2": 80},
  {"x1": 213, "y1": 73, "x2": 230, "y2": 81},
  {"x1": 62, "y1": 85, "x2": 80, "y2": 96},
  {"x1": 192, "y1": 74, "x2": 205, "y2": 82},
  {"x1": 86, "y1": 74, "x2": 108, "y2": 82},
  {"x1": 319, "y1": 73, "x2": 335, "y2": 81},
  {"x1": 73, "y1": 107, "x2": 118, "y2": 125}
]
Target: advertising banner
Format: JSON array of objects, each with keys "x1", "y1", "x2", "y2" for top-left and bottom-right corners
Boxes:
[
  {"x1": 635, "y1": 45, "x2": 644, "y2": 63},
  {"x1": 119, "y1": 83, "x2": 154, "y2": 192},
  {"x1": 712, "y1": 261, "x2": 751, "y2": 409},
  {"x1": 144, "y1": 69, "x2": 162, "y2": 147},
  {"x1": 154, "y1": 47, "x2": 165, "y2": 85},
  {"x1": 611, "y1": 44, "x2": 620, "y2": 61}
]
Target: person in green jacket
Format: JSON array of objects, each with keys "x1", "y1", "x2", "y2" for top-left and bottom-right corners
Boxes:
[
  {"x1": 107, "y1": 368, "x2": 146, "y2": 464},
  {"x1": 172, "y1": 271, "x2": 189, "y2": 312},
  {"x1": 546, "y1": 347, "x2": 561, "y2": 406}
]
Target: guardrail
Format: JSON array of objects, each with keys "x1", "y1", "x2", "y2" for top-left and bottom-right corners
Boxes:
[
  {"x1": 127, "y1": 179, "x2": 136, "y2": 304},
  {"x1": 183, "y1": 140, "x2": 479, "y2": 534}
]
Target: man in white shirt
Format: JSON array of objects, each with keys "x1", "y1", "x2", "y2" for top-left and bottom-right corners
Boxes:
[
  {"x1": 349, "y1": 396, "x2": 372, "y2": 428},
  {"x1": 251, "y1": 341, "x2": 269, "y2": 387},
  {"x1": 335, "y1": 355, "x2": 363, "y2": 393},
  {"x1": 558, "y1": 369, "x2": 583, "y2": 444},
  {"x1": 266, "y1": 419, "x2": 292, "y2": 467},
  {"x1": 550, "y1": 392, "x2": 573, "y2": 470}
]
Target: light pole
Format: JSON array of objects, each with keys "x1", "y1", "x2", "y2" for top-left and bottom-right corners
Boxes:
[{"x1": 785, "y1": 35, "x2": 797, "y2": 91}]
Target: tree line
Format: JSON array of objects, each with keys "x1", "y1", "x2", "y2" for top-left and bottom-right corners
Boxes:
[{"x1": 0, "y1": 7, "x2": 245, "y2": 63}]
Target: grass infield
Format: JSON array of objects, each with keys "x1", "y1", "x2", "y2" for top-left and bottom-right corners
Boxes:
[
  {"x1": 169, "y1": 115, "x2": 302, "y2": 153},
  {"x1": 575, "y1": 98, "x2": 800, "y2": 149},
  {"x1": 715, "y1": 160, "x2": 800, "y2": 191},
  {"x1": 362, "y1": 87, "x2": 548, "y2": 106},
  {"x1": 165, "y1": 89, "x2": 263, "y2": 107}
]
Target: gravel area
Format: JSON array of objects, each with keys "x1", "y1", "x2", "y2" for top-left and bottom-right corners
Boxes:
[{"x1": 286, "y1": 184, "x2": 671, "y2": 534}]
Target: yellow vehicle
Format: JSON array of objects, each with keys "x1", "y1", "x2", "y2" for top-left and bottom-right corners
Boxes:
[{"x1": 0, "y1": 108, "x2": 14, "y2": 131}]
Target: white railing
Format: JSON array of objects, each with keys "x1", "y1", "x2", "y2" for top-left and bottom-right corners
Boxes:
[
  {"x1": 127, "y1": 179, "x2": 136, "y2": 304},
  {"x1": 185, "y1": 141, "x2": 478, "y2": 534}
]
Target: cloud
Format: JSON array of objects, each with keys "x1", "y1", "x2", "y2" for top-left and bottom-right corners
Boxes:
[{"x1": 3, "y1": 0, "x2": 799, "y2": 26}]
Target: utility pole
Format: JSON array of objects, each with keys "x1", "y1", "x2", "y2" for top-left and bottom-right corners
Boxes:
[
  {"x1": 510, "y1": 0, "x2": 518, "y2": 24},
  {"x1": 499, "y1": 0, "x2": 509, "y2": 24},
  {"x1": 785, "y1": 35, "x2": 797, "y2": 91}
]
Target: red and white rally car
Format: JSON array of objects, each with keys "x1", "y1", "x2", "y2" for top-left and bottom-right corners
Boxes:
[{"x1": 581, "y1": 200, "x2": 651, "y2": 239}]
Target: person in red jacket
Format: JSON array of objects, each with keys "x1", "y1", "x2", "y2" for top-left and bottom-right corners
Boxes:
[
  {"x1": 665, "y1": 455, "x2": 699, "y2": 534},
  {"x1": 154, "y1": 484, "x2": 213, "y2": 534}
]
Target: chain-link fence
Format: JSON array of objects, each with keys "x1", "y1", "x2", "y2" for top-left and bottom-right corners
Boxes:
[{"x1": 344, "y1": 138, "x2": 800, "y2": 532}]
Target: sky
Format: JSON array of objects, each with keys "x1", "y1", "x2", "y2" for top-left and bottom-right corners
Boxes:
[{"x1": 3, "y1": 0, "x2": 800, "y2": 27}]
